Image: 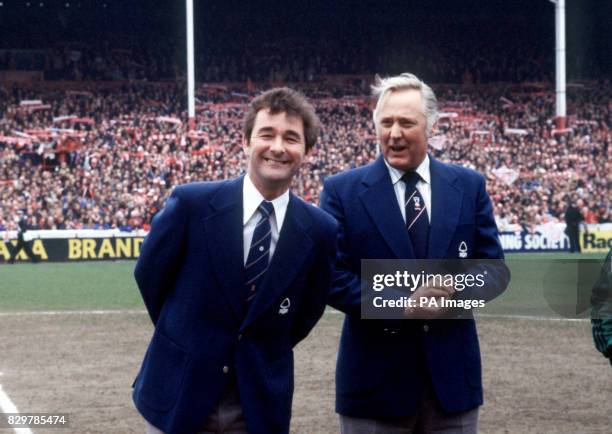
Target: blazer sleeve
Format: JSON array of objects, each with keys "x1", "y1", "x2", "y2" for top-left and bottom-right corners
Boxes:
[
  {"x1": 319, "y1": 178, "x2": 364, "y2": 317},
  {"x1": 290, "y1": 216, "x2": 338, "y2": 347},
  {"x1": 591, "y1": 250, "x2": 612, "y2": 358},
  {"x1": 134, "y1": 188, "x2": 188, "y2": 324},
  {"x1": 591, "y1": 250, "x2": 612, "y2": 318}
]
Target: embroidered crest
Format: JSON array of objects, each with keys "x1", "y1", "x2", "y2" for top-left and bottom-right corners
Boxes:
[
  {"x1": 279, "y1": 297, "x2": 291, "y2": 315},
  {"x1": 458, "y1": 241, "x2": 468, "y2": 258}
]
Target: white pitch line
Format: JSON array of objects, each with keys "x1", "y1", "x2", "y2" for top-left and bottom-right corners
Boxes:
[
  {"x1": 0, "y1": 385, "x2": 33, "y2": 434},
  {"x1": 324, "y1": 308, "x2": 589, "y2": 322},
  {"x1": 476, "y1": 313, "x2": 589, "y2": 322},
  {"x1": 0, "y1": 309, "x2": 146, "y2": 317},
  {"x1": 0, "y1": 308, "x2": 589, "y2": 323}
]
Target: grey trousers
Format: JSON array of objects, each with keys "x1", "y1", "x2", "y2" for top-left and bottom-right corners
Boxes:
[
  {"x1": 339, "y1": 384, "x2": 479, "y2": 434},
  {"x1": 145, "y1": 381, "x2": 247, "y2": 434}
]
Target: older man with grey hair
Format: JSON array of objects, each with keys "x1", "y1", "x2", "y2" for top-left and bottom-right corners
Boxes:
[{"x1": 320, "y1": 73, "x2": 507, "y2": 433}]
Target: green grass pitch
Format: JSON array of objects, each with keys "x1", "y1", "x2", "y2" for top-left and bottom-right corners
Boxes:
[
  {"x1": 0, "y1": 261, "x2": 142, "y2": 311},
  {"x1": 0, "y1": 252, "x2": 606, "y2": 315}
]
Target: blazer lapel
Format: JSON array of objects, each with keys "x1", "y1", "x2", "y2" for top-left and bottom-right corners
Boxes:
[
  {"x1": 428, "y1": 157, "x2": 463, "y2": 258},
  {"x1": 359, "y1": 156, "x2": 414, "y2": 259},
  {"x1": 203, "y1": 177, "x2": 245, "y2": 321},
  {"x1": 241, "y1": 194, "x2": 314, "y2": 330}
]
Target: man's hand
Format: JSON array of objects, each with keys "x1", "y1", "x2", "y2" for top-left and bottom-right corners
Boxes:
[{"x1": 404, "y1": 284, "x2": 456, "y2": 320}]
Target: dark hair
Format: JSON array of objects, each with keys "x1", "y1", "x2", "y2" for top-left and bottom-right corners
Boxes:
[{"x1": 243, "y1": 87, "x2": 320, "y2": 152}]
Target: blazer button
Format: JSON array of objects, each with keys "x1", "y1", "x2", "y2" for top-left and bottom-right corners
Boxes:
[
  {"x1": 222, "y1": 365, "x2": 229, "y2": 374},
  {"x1": 423, "y1": 324, "x2": 429, "y2": 332}
]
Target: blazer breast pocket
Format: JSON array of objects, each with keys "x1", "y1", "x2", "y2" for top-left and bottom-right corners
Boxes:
[{"x1": 140, "y1": 331, "x2": 189, "y2": 411}]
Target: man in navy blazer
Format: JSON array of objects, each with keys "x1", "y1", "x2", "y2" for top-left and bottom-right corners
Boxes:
[
  {"x1": 133, "y1": 88, "x2": 337, "y2": 434},
  {"x1": 320, "y1": 73, "x2": 508, "y2": 433}
]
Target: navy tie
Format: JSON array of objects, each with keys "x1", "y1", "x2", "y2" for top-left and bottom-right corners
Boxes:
[
  {"x1": 244, "y1": 201, "x2": 274, "y2": 303},
  {"x1": 402, "y1": 172, "x2": 429, "y2": 258}
]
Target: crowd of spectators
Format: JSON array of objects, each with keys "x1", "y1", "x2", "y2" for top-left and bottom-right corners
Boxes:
[
  {"x1": 3, "y1": 16, "x2": 604, "y2": 85},
  {"x1": 0, "y1": 79, "x2": 609, "y2": 233},
  {"x1": 0, "y1": 43, "x2": 178, "y2": 82}
]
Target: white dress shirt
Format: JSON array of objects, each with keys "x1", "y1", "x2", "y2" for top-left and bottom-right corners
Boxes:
[
  {"x1": 242, "y1": 175, "x2": 289, "y2": 265},
  {"x1": 384, "y1": 154, "x2": 432, "y2": 223}
]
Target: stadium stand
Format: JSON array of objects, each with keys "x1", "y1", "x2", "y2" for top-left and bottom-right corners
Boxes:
[{"x1": 0, "y1": 79, "x2": 609, "y2": 233}]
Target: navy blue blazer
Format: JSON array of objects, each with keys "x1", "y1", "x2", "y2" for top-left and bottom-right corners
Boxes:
[
  {"x1": 320, "y1": 155, "x2": 508, "y2": 419},
  {"x1": 133, "y1": 176, "x2": 338, "y2": 434}
]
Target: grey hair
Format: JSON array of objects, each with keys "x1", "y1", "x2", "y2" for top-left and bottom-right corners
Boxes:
[{"x1": 371, "y1": 73, "x2": 438, "y2": 134}]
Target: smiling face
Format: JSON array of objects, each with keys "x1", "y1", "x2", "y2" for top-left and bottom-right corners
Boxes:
[
  {"x1": 376, "y1": 88, "x2": 428, "y2": 171},
  {"x1": 243, "y1": 109, "x2": 306, "y2": 199}
]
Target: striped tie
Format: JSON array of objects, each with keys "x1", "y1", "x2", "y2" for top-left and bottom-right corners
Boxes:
[
  {"x1": 402, "y1": 172, "x2": 429, "y2": 258},
  {"x1": 244, "y1": 201, "x2": 274, "y2": 303}
]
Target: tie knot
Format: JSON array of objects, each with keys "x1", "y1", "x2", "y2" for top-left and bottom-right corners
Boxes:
[
  {"x1": 401, "y1": 171, "x2": 421, "y2": 188},
  {"x1": 258, "y1": 201, "x2": 274, "y2": 217}
]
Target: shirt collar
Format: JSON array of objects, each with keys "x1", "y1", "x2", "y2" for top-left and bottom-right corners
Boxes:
[
  {"x1": 243, "y1": 174, "x2": 290, "y2": 228},
  {"x1": 384, "y1": 154, "x2": 431, "y2": 186}
]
